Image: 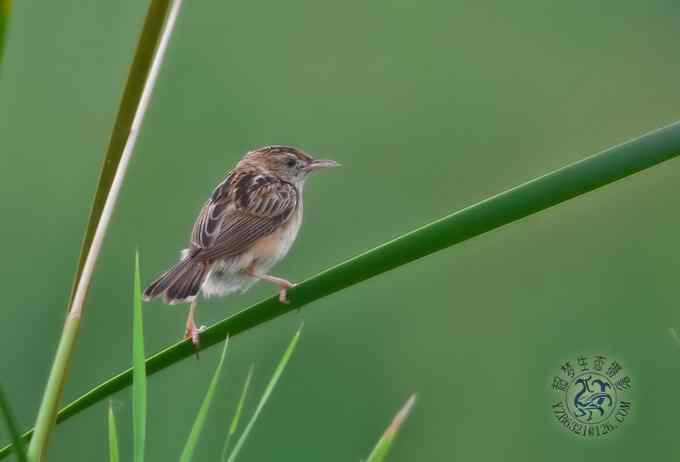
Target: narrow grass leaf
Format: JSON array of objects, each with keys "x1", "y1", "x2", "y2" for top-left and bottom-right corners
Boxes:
[
  {"x1": 133, "y1": 252, "x2": 147, "y2": 462},
  {"x1": 365, "y1": 394, "x2": 416, "y2": 462},
  {"x1": 0, "y1": 386, "x2": 27, "y2": 462},
  {"x1": 179, "y1": 338, "x2": 230, "y2": 462},
  {"x1": 226, "y1": 329, "x2": 301, "y2": 462},
  {"x1": 221, "y1": 365, "x2": 254, "y2": 461},
  {"x1": 107, "y1": 403, "x2": 120, "y2": 462},
  {"x1": 4, "y1": 121, "x2": 680, "y2": 459}
]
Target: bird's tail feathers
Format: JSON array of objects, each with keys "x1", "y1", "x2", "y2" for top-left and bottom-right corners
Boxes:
[{"x1": 143, "y1": 257, "x2": 208, "y2": 304}]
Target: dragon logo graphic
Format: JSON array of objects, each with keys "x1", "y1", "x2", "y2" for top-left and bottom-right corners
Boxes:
[
  {"x1": 570, "y1": 375, "x2": 614, "y2": 422},
  {"x1": 550, "y1": 354, "x2": 633, "y2": 437}
]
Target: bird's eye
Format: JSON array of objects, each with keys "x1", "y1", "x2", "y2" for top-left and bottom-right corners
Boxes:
[{"x1": 285, "y1": 158, "x2": 296, "y2": 167}]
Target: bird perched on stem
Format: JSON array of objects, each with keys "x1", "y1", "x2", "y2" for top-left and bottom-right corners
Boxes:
[{"x1": 143, "y1": 146, "x2": 339, "y2": 346}]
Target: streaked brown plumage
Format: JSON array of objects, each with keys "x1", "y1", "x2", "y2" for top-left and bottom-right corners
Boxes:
[{"x1": 143, "y1": 145, "x2": 339, "y2": 345}]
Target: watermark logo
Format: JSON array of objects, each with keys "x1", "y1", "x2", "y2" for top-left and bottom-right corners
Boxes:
[{"x1": 550, "y1": 354, "x2": 633, "y2": 437}]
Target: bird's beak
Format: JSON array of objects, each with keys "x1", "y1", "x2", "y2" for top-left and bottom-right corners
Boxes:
[{"x1": 304, "y1": 159, "x2": 341, "y2": 172}]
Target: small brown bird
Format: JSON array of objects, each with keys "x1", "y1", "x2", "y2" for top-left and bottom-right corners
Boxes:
[{"x1": 143, "y1": 146, "x2": 339, "y2": 345}]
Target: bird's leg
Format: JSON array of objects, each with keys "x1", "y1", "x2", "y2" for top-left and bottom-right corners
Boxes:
[
  {"x1": 246, "y1": 263, "x2": 295, "y2": 304},
  {"x1": 184, "y1": 298, "x2": 205, "y2": 348}
]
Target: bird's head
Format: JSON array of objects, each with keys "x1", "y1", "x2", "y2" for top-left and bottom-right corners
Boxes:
[{"x1": 243, "y1": 145, "x2": 340, "y2": 183}]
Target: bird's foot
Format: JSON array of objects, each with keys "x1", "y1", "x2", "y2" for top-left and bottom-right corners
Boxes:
[
  {"x1": 278, "y1": 281, "x2": 295, "y2": 304},
  {"x1": 245, "y1": 264, "x2": 296, "y2": 304},
  {"x1": 184, "y1": 318, "x2": 205, "y2": 348}
]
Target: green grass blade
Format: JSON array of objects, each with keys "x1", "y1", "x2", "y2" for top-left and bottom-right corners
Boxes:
[
  {"x1": 133, "y1": 252, "x2": 146, "y2": 462},
  {"x1": 365, "y1": 395, "x2": 416, "y2": 462},
  {"x1": 226, "y1": 329, "x2": 301, "y2": 462},
  {"x1": 0, "y1": 0, "x2": 11, "y2": 72},
  {"x1": 0, "y1": 386, "x2": 27, "y2": 462},
  {"x1": 107, "y1": 403, "x2": 120, "y2": 462},
  {"x1": 221, "y1": 365, "x2": 254, "y2": 461},
  {"x1": 179, "y1": 338, "x2": 230, "y2": 462},
  {"x1": 4, "y1": 121, "x2": 680, "y2": 459}
]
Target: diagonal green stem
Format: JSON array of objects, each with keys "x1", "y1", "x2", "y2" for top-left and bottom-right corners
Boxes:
[{"x1": 2, "y1": 120, "x2": 680, "y2": 459}]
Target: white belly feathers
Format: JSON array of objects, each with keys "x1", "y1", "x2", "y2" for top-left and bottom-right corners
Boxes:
[{"x1": 201, "y1": 206, "x2": 302, "y2": 298}]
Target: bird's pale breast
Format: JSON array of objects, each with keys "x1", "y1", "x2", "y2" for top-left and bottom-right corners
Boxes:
[
  {"x1": 201, "y1": 205, "x2": 302, "y2": 298},
  {"x1": 250, "y1": 205, "x2": 303, "y2": 265}
]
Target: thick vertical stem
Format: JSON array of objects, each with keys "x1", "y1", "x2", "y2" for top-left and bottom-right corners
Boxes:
[{"x1": 25, "y1": 315, "x2": 80, "y2": 461}]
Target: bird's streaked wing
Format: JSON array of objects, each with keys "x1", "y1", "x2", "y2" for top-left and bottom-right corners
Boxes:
[{"x1": 190, "y1": 171, "x2": 298, "y2": 260}]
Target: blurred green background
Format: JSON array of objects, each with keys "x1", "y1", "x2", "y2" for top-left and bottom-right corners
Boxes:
[{"x1": 1, "y1": 0, "x2": 680, "y2": 460}]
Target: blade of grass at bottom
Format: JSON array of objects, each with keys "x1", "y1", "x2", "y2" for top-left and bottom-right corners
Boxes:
[
  {"x1": 179, "y1": 338, "x2": 230, "y2": 462},
  {"x1": 226, "y1": 329, "x2": 301, "y2": 462},
  {"x1": 107, "y1": 403, "x2": 120, "y2": 462},
  {"x1": 0, "y1": 386, "x2": 27, "y2": 462},
  {"x1": 365, "y1": 395, "x2": 416, "y2": 462},
  {"x1": 3, "y1": 120, "x2": 680, "y2": 460},
  {"x1": 221, "y1": 365, "x2": 254, "y2": 461},
  {"x1": 133, "y1": 252, "x2": 146, "y2": 462}
]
